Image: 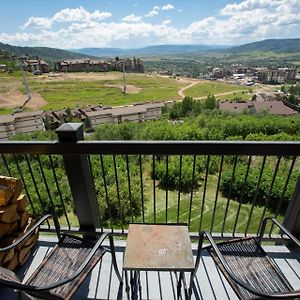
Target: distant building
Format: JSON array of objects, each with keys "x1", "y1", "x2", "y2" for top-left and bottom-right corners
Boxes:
[
  {"x1": 258, "y1": 68, "x2": 297, "y2": 84},
  {"x1": 24, "y1": 59, "x2": 49, "y2": 73},
  {"x1": 57, "y1": 58, "x2": 144, "y2": 73},
  {"x1": 0, "y1": 111, "x2": 44, "y2": 140},
  {"x1": 219, "y1": 100, "x2": 298, "y2": 116},
  {"x1": 0, "y1": 64, "x2": 6, "y2": 72},
  {"x1": 84, "y1": 102, "x2": 164, "y2": 126}
]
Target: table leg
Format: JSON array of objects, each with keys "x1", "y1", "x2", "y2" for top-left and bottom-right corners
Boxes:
[
  {"x1": 187, "y1": 271, "x2": 195, "y2": 300},
  {"x1": 177, "y1": 272, "x2": 184, "y2": 300},
  {"x1": 125, "y1": 270, "x2": 130, "y2": 300},
  {"x1": 131, "y1": 271, "x2": 141, "y2": 300}
]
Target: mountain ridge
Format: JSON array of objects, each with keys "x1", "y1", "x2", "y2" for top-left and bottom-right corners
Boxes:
[
  {"x1": 1, "y1": 38, "x2": 299, "y2": 61},
  {"x1": 0, "y1": 42, "x2": 95, "y2": 61}
]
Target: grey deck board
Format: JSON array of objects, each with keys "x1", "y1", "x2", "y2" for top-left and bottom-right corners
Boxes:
[{"x1": 0, "y1": 237, "x2": 299, "y2": 299}]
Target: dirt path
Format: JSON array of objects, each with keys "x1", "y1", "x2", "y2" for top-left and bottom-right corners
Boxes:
[
  {"x1": 178, "y1": 81, "x2": 199, "y2": 98},
  {"x1": 194, "y1": 89, "x2": 250, "y2": 100},
  {"x1": 104, "y1": 83, "x2": 142, "y2": 94},
  {"x1": 0, "y1": 90, "x2": 47, "y2": 109}
]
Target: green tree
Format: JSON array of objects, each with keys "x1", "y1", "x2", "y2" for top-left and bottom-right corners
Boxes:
[{"x1": 204, "y1": 94, "x2": 216, "y2": 109}]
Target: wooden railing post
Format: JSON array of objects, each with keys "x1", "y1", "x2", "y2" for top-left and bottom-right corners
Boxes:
[
  {"x1": 283, "y1": 176, "x2": 300, "y2": 238},
  {"x1": 56, "y1": 123, "x2": 101, "y2": 233}
]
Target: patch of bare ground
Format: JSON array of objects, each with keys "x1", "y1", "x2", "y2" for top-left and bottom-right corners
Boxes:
[
  {"x1": 33, "y1": 72, "x2": 120, "y2": 83},
  {"x1": 0, "y1": 90, "x2": 47, "y2": 109},
  {"x1": 60, "y1": 72, "x2": 120, "y2": 81},
  {"x1": 104, "y1": 83, "x2": 142, "y2": 94}
]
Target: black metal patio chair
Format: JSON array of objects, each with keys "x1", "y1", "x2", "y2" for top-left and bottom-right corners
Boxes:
[
  {"x1": 0, "y1": 214, "x2": 122, "y2": 300},
  {"x1": 198, "y1": 218, "x2": 300, "y2": 299}
]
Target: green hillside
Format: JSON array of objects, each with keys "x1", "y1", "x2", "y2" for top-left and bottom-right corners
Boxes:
[
  {"x1": 228, "y1": 38, "x2": 300, "y2": 53},
  {"x1": 0, "y1": 42, "x2": 95, "y2": 61}
]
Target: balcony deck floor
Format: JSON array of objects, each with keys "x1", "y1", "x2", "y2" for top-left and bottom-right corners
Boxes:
[{"x1": 1, "y1": 236, "x2": 300, "y2": 300}]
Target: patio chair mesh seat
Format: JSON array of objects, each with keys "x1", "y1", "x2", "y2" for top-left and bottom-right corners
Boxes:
[
  {"x1": 24, "y1": 235, "x2": 106, "y2": 300},
  {"x1": 207, "y1": 237, "x2": 293, "y2": 300}
]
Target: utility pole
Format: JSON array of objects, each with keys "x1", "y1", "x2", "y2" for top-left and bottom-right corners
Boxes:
[
  {"x1": 116, "y1": 56, "x2": 126, "y2": 94},
  {"x1": 122, "y1": 60, "x2": 126, "y2": 94},
  {"x1": 20, "y1": 58, "x2": 31, "y2": 109}
]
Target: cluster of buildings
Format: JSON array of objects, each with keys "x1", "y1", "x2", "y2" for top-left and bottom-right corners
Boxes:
[
  {"x1": 205, "y1": 66, "x2": 298, "y2": 85},
  {"x1": 1, "y1": 95, "x2": 299, "y2": 140},
  {"x1": 0, "y1": 101, "x2": 166, "y2": 140},
  {"x1": 24, "y1": 59, "x2": 49, "y2": 73},
  {"x1": 219, "y1": 94, "x2": 299, "y2": 116},
  {"x1": 57, "y1": 57, "x2": 144, "y2": 73},
  {"x1": 22, "y1": 57, "x2": 144, "y2": 74},
  {"x1": 0, "y1": 111, "x2": 44, "y2": 140}
]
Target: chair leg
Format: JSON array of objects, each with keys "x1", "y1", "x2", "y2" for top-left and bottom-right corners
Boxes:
[{"x1": 109, "y1": 235, "x2": 123, "y2": 283}]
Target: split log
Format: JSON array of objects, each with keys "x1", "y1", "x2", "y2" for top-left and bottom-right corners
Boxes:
[
  {"x1": 0, "y1": 251, "x2": 5, "y2": 264},
  {"x1": 18, "y1": 245, "x2": 32, "y2": 265},
  {"x1": 0, "y1": 203, "x2": 19, "y2": 223},
  {"x1": 16, "y1": 194, "x2": 27, "y2": 213},
  {"x1": 2, "y1": 249, "x2": 14, "y2": 264},
  {"x1": 6, "y1": 221, "x2": 18, "y2": 235},
  {"x1": 19, "y1": 251, "x2": 30, "y2": 266},
  {"x1": 19, "y1": 211, "x2": 30, "y2": 229},
  {"x1": 0, "y1": 176, "x2": 22, "y2": 203},
  {"x1": 0, "y1": 223, "x2": 12, "y2": 238},
  {"x1": 0, "y1": 185, "x2": 13, "y2": 206},
  {"x1": 6, "y1": 254, "x2": 18, "y2": 271}
]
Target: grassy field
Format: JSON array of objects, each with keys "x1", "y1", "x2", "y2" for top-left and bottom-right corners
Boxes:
[
  {"x1": 216, "y1": 91, "x2": 252, "y2": 101},
  {"x1": 58, "y1": 174, "x2": 279, "y2": 235},
  {"x1": 184, "y1": 81, "x2": 251, "y2": 99},
  {"x1": 0, "y1": 71, "x2": 253, "y2": 111},
  {"x1": 138, "y1": 175, "x2": 279, "y2": 234},
  {"x1": 23, "y1": 73, "x2": 186, "y2": 110}
]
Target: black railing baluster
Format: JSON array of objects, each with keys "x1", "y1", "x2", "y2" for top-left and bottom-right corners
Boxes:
[
  {"x1": 199, "y1": 155, "x2": 210, "y2": 232},
  {"x1": 49, "y1": 155, "x2": 71, "y2": 230},
  {"x1": 37, "y1": 155, "x2": 57, "y2": 217},
  {"x1": 13, "y1": 155, "x2": 37, "y2": 219},
  {"x1": 177, "y1": 155, "x2": 183, "y2": 223},
  {"x1": 221, "y1": 156, "x2": 238, "y2": 235},
  {"x1": 126, "y1": 155, "x2": 134, "y2": 223},
  {"x1": 1, "y1": 154, "x2": 12, "y2": 176},
  {"x1": 152, "y1": 155, "x2": 156, "y2": 223},
  {"x1": 257, "y1": 156, "x2": 282, "y2": 235},
  {"x1": 233, "y1": 156, "x2": 252, "y2": 236},
  {"x1": 245, "y1": 156, "x2": 267, "y2": 235},
  {"x1": 113, "y1": 155, "x2": 124, "y2": 232},
  {"x1": 165, "y1": 155, "x2": 169, "y2": 223},
  {"x1": 88, "y1": 155, "x2": 104, "y2": 232},
  {"x1": 270, "y1": 156, "x2": 297, "y2": 235},
  {"x1": 139, "y1": 155, "x2": 145, "y2": 224},
  {"x1": 188, "y1": 155, "x2": 197, "y2": 228},
  {"x1": 100, "y1": 155, "x2": 114, "y2": 231},
  {"x1": 0, "y1": 139, "x2": 299, "y2": 238},
  {"x1": 24, "y1": 155, "x2": 49, "y2": 227},
  {"x1": 210, "y1": 156, "x2": 224, "y2": 233}
]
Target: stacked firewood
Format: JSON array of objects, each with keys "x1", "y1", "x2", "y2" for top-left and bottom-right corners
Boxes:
[{"x1": 0, "y1": 176, "x2": 39, "y2": 270}]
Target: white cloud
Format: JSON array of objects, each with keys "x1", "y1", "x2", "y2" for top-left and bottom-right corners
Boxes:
[
  {"x1": 52, "y1": 7, "x2": 111, "y2": 23},
  {"x1": 21, "y1": 6, "x2": 111, "y2": 29},
  {"x1": 122, "y1": 14, "x2": 142, "y2": 23},
  {"x1": 21, "y1": 17, "x2": 52, "y2": 29},
  {"x1": 162, "y1": 4, "x2": 175, "y2": 11},
  {"x1": 145, "y1": 6, "x2": 160, "y2": 17},
  {"x1": 185, "y1": 1, "x2": 300, "y2": 44},
  {"x1": 221, "y1": 0, "x2": 280, "y2": 15},
  {"x1": 2, "y1": 1, "x2": 300, "y2": 48},
  {"x1": 145, "y1": 10, "x2": 159, "y2": 17},
  {"x1": 162, "y1": 19, "x2": 172, "y2": 25}
]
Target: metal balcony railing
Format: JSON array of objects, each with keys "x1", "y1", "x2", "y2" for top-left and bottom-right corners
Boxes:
[{"x1": 0, "y1": 123, "x2": 300, "y2": 240}]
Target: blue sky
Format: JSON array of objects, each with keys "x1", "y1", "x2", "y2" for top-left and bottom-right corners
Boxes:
[{"x1": 0, "y1": 0, "x2": 299, "y2": 49}]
